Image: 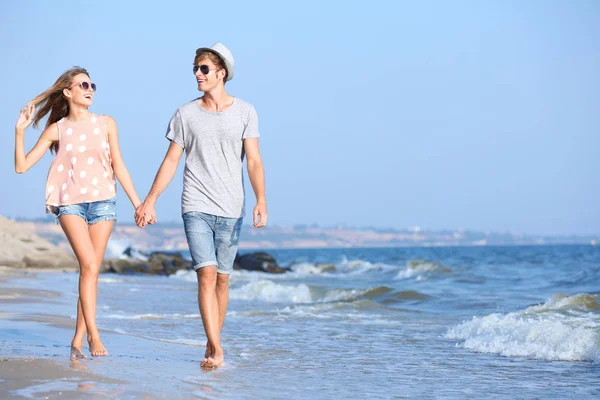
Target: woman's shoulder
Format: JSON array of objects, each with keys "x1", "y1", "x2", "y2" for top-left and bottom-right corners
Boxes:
[
  {"x1": 98, "y1": 114, "x2": 116, "y2": 125},
  {"x1": 42, "y1": 121, "x2": 60, "y2": 140}
]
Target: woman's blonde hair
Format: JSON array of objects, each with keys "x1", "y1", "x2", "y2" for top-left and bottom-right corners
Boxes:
[{"x1": 30, "y1": 66, "x2": 90, "y2": 153}]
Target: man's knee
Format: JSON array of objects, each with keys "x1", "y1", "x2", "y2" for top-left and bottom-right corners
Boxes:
[
  {"x1": 197, "y1": 266, "x2": 217, "y2": 289},
  {"x1": 216, "y1": 273, "x2": 229, "y2": 289}
]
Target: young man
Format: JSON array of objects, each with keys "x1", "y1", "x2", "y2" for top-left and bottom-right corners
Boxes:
[{"x1": 135, "y1": 42, "x2": 267, "y2": 368}]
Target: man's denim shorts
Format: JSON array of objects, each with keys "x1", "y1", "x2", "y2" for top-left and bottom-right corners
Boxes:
[
  {"x1": 54, "y1": 197, "x2": 117, "y2": 225},
  {"x1": 182, "y1": 211, "x2": 243, "y2": 274}
]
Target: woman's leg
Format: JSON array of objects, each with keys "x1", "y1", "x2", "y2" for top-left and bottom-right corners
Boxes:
[
  {"x1": 59, "y1": 215, "x2": 111, "y2": 357},
  {"x1": 87, "y1": 219, "x2": 114, "y2": 343},
  {"x1": 70, "y1": 298, "x2": 87, "y2": 359}
]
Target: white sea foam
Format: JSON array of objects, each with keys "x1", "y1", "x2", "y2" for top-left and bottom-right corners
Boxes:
[
  {"x1": 446, "y1": 293, "x2": 600, "y2": 362},
  {"x1": 335, "y1": 259, "x2": 397, "y2": 275},
  {"x1": 158, "y1": 338, "x2": 205, "y2": 346},
  {"x1": 98, "y1": 277, "x2": 123, "y2": 283},
  {"x1": 230, "y1": 280, "x2": 312, "y2": 303},
  {"x1": 319, "y1": 288, "x2": 371, "y2": 303},
  {"x1": 105, "y1": 237, "x2": 130, "y2": 259},
  {"x1": 173, "y1": 269, "x2": 398, "y2": 305},
  {"x1": 103, "y1": 313, "x2": 200, "y2": 320},
  {"x1": 171, "y1": 269, "x2": 198, "y2": 282},
  {"x1": 289, "y1": 262, "x2": 335, "y2": 275}
]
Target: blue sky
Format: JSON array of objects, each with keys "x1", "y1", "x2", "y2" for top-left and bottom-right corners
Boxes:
[{"x1": 1, "y1": 0, "x2": 598, "y2": 235}]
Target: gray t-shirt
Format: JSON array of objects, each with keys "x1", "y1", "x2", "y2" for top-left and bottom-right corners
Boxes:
[{"x1": 166, "y1": 97, "x2": 260, "y2": 218}]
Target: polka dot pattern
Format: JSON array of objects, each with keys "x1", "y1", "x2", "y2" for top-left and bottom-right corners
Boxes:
[{"x1": 45, "y1": 114, "x2": 115, "y2": 210}]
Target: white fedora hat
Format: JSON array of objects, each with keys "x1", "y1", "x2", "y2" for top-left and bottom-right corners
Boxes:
[{"x1": 195, "y1": 42, "x2": 235, "y2": 82}]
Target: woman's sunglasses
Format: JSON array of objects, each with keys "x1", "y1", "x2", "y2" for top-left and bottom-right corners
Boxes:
[
  {"x1": 70, "y1": 81, "x2": 97, "y2": 92},
  {"x1": 193, "y1": 64, "x2": 218, "y2": 75}
]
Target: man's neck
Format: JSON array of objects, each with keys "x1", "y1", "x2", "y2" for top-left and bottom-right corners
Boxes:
[{"x1": 200, "y1": 87, "x2": 234, "y2": 112}]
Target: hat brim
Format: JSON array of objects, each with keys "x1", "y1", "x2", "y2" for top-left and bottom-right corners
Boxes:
[{"x1": 195, "y1": 48, "x2": 234, "y2": 82}]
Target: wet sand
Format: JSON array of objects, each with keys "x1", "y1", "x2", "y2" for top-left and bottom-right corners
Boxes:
[
  {"x1": 1, "y1": 358, "x2": 126, "y2": 399},
  {"x1": 0, "y1": 266, "x2": 226, "y2": 398}
]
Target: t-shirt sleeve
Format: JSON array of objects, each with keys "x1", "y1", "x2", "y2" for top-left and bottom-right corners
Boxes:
[
  {"x1": 165, "y1": 109, "x2": 185, "y2": 148},
  {"x1": 242, "y1": 105, "x2": 260, "y2": 139}
]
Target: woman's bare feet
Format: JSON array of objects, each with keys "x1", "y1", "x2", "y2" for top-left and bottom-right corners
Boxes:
[
  {"x1": 70, "y1": 345, "x2": 87, "y2": 359},
  {"x1": 88, "y1": 336, "x2": 108, "y2": 357}
]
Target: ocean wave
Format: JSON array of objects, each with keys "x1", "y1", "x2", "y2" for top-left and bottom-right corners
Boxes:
[
  {"x1": 271, "y1": 301, "x2": 405, "y2": 324},
  {"x1": 335, "y1": 259, "x2": 398, "y2": 275},
  {"x1": 289, "y1": 262, "x2": 337, "y2": 275},
  {"x1": 395, "y1": 259, "x2": 452, "y2": 281},
  {"x1": 445, "y1": 293, "x2": 600, "y2": 362},
  {"x1": 525, "y1": 293, "x2": 600, "y2": 312},
  {"x1": 230, "y1": 280, "x2": 312, "y2": 303},
  {"x1": 319, "y1": 287, "x2": 430, "y2": 303},
  {"x1": 282, "y1": 259, "x2": 401, "y2": 278},
  {"x1": 229, "y1": 279, "x2": 430, "y2": 307}
]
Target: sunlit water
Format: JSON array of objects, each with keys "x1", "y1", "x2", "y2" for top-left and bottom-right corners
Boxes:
[{"x1": 2, "y1": 245, "x2": 599, "y2": 399}]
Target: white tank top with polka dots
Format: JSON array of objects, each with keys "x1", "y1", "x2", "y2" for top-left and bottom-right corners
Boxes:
[{"x1": 45, "y1": 113, "x2": 116, "y2": 213}]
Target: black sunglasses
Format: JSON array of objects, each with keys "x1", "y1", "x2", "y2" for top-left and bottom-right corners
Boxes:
[
  {"x1": 193, "y1": 64, "x2": 218, "y2": 75},
  {"x1": 70, "y1": 81, "x2": 97, "y2": 91}
]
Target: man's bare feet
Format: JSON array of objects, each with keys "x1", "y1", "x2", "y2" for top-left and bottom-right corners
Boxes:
[
  {"x1": 88, "y1": 338, "x2": 108, "y2": 357},
  {"x1": 204, "y1": 346, "x2": 224, "y2": 368},
  {"x1": 201, "y1": 342, "x2": 214, "y2": 367},
  {"x1": 70, "y1": 345, "x2": 87, "y2": 359}
]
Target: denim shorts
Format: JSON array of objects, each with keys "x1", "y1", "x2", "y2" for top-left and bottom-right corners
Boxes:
[
  {"x1": 182, "y1": 211, "x2": 243, "y2": 274},
  {"x1": 54, "y1": 197, "x2": 117, "y2": 225}
]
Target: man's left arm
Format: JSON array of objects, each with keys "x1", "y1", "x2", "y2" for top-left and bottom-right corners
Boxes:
[{"x1": 244, "y1": 137, "x2": 267, "y2": 228}]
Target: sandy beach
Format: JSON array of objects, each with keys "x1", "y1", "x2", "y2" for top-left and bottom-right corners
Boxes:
[{"x1": 0, "y1": 266, "x2": 226, "y2": 399}]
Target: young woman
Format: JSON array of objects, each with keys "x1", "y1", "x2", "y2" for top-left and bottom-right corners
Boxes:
[{"x1": 14, "y1": 66, "x2": 144, "y2": 358}]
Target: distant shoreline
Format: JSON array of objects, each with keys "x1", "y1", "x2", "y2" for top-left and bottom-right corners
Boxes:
[{"x1": 7, "y1": 217, "x2": 599, "y2": 253}]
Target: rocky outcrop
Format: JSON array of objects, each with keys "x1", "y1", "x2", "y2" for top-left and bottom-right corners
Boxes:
[
  {"x1": 101, "y1": 250, "x2": 288, "y2": 275},
  {"x1": 234, "y1": 252, "x2": 289, "y2": 274},
  {"x1": 0, "y1": 215, "x2": 78, "y2": 270},
  {"x1": 102, "y1": 251, "x2": 192, "y2": 275}
]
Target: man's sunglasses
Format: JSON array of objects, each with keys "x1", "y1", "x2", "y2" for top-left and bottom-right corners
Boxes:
[
  {"x1": 193, "y1": 64, "x2": 218, "y2": 75},
  {"x1": 70, "y1": 81, "x2": 97, "y2": 92}
]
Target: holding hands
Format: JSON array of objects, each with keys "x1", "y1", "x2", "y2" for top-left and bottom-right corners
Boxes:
[{"x1": 135, "y1": 201, "x2": 156, "y2": 228}]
